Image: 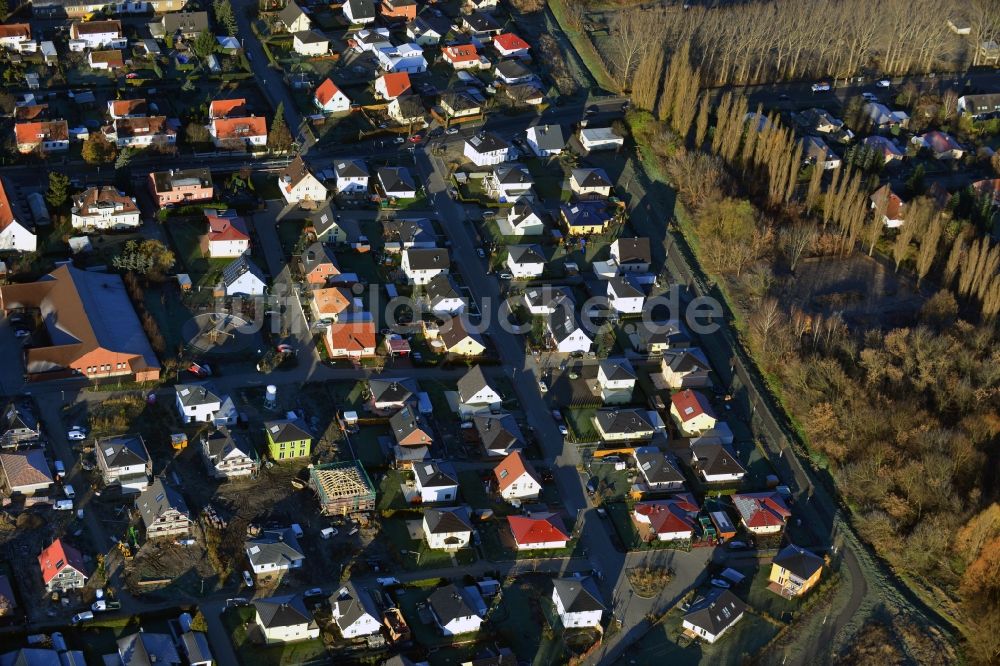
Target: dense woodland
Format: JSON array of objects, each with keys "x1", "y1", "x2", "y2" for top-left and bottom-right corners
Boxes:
[{"x1": 595, "y1": 1, "x2": 1000, "y2": 661}]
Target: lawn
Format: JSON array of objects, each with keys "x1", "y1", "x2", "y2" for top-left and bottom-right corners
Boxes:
[
  {"x1": 491, "y1": 577, "x2": 567, "y2": 665},
  {"x1": 277, "y1": 219, "x2": 308, "y2": 259},
  {"x1": 738, "y1": 564, "x2": 802, "y2": 623},
  {"x1": 164, "y1": 217, "x2": 230, "y2": 289},
  {"x1": 563, "y1": 407, "x2": 598, "y2": 443},
  {"x1": 378, "y1": 469, "x2": 411, "y2": 511},
  {"x1": 347, "y1": 424, "x2": 391, "y2": 469},
  {"x1": 605, "y1": 501, "x2": 690, "y2": 553},
  {"x1": 395, "y1": 587, "x2": 449, "y2": 648},
  {"x1": 222, "y1": 607, "x2": 329, "y2": 666},
  {"x1": 479, "y1": 518, "x2": 579, "y2": 562},
  {"x1": 335, "y1": 250, "x2": 383, "y2": 284},
  {"x1": 251, "y1": 171, "x2": 284, "y2": 201},
  {"x1": 379, "y1": 516, "x2": 476, "y2": 571}
]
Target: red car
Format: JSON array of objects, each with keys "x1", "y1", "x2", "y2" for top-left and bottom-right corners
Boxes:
[{"x1": 408, "y1": 134, "x2": 422, "y2": 143}]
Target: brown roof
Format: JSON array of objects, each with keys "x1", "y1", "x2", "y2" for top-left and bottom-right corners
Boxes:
[
  {"x1": 279, "y1": 155, "x2": 316, "y2": 190},
  {"x1": 111, "y1": 116, "x2": 174, "y2": 139},
  {"x1": 110, "y1": 99, "x2": 148, "y2": 117},
  {"x1": 0, "y1": 449, "x2": 52, "y2": 490},
  {"x1": 73, "y1": 186, "x2": 139, "y2": 217},
  {"x1": 15, "y1": 121, "x2": 69, "y2": 146},
  {"x1": 14, "y1": 104, "x2": 47, "y2": 122},
  {"x1": 71, "y1": 20, "x2": 121, "y2": 36},
  {"x1": 0, "y1": 23, "x2": 30, "y2": 40},
  {"x1": 439, "y1": 316, "x2": 483, "y2": 352},
  {"x1": 209, "y1": 98, "x2": 248, "y2": 119},
  {"x1": 90, "y1": 50, "x2": 124, "y2": 67}
]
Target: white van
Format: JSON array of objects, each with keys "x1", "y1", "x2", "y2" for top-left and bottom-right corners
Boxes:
[
  {"x1": 54, "y1": 499, "x2": 74, "y2": 511},
  {"x1": 70, "y1": 611, "x2": 93, "y2": 625}
]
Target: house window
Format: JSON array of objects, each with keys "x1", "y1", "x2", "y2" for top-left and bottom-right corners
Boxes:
[{"x1": 279, "y1": 452, "x2": 284, "y2": 460}]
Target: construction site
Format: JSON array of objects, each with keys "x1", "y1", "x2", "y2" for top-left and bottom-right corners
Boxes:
[{"x1": 309, "y1": 461, "x2": 377, "y2": 517}]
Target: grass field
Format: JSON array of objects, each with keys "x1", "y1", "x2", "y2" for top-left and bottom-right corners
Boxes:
[
  {"x1": 619, "y1": 608, "x2": 779, "y2": 665},
  {"x1": 222, "y1": 607, "x2": 329, "y2": 666},
  {"x1": 564, "y1": 407, "x2": 598, "y2": 442}
]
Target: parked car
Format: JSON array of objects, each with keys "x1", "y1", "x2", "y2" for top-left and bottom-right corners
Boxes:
[
  {"x1": 876, "y1": 79, "x2": 891, "y2": 88},
  {"x1": 538, "y1": 380, "x2": 547, "y2": 393},
  {"x1": 393, "y1": 136, "x2": 405, "y2": 144},
  {"x1": 585, "y1": 477, "x2": 598, "y2": 495},
  {"x1": 304, "y1": 588, "x2": 324, "y2": 597},
  {"x1": 92, "y1": 600, "x2": 121, "y2": 612},
  {"x1": 67, "y1": 430, "x2": 86, "y2": 441},
  {"x1": 861, "y1": 92, "x2": 878, "y2": 102},
  {"x1": 53, "y1": 460, "x2": 65, "y2": 479},
  {"x1": 445, "y1": 127, "x2": 459, "y2": 135},
  {"x1": 408, "y1": 134, "x2": 422, "y2": 143},
  {"x1": 242, "y1": 571, "x2": 254, "y2": 587},
  {"x1": 811, "y1": 82, "x2": 831, "y2": 92},
  {"x1": 710, "y1": 578, "x2": 731, "y2": 589},
  {"x1": 477, "y1": 248, "x2": 486, "y2": 258},
  {"x1": 70, "y1": 612, "x2": 94, "y2": 625},
  {"x1": 557, "y1": 424, "x2": 568, "y2": 436}
]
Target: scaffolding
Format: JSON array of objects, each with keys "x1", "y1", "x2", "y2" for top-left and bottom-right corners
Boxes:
[{"x1": 309, "y1": 461, "x2": 376, "y2": 516}]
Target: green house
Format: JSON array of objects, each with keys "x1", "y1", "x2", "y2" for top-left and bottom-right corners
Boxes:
[{"x1": 264, "y1": 419, "x2": 312, "y2": 460}]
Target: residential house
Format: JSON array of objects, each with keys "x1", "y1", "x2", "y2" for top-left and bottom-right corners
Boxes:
[
  {"x1": 246, "y1": 529, "x2": 305, "y2": 574},
  {"x1": 957, "y1": 93, "x2": 1000, "y2": 119},
  {"x1": 279, "y1": 156, "x2": 328, "y2": 206},
  {"x1": 390, "y1": 406, "x2": 433, "y2": 447},
  {"x1": 277, "y1": 2, "x2": 311, "y2": 32},
  {"x1": 506, "y1": 244, "x2": 545, "y2": 279},
  {"x1": 862, "y1": 135, "x2": 905, "y2": 163},
  {"x1": 69, "y1": 20, "x2": 125, "y2": 49},
  {"x1": 104, "y1": 116, "x2": 177, "y2": 149},
  {"x1": 659, "y1": 348, "x2": 712, "y2": 389},
  {"x1": 380, "y1": 0, "x2": 417, "y2": 21},
  {"x1": 334, "y1": 160, "x2": 370, "y2": 194},
  {"x1": 552, "y1": 577, "x2": 604, "y2": 629},
  {"x1": 691, "y1": 443, "x2": 746, "y2": 483},
  {"x1": 343, "y1": 0, "x2": 377, "y2": 24},
  {"x1": 369, "y1": 378, "x2": 417, "y2": 411},
  {"x1": 597, "y1": 357, "x2": 636, "y2": 404},
  {"x1": 912, "y1": 130, "x2": 964, "y2": 159},
  {"x1": 331, "y1": 585, "x2": 383, "y2": 639},
  {"x1": 324, "y1": 321, "x2": 377, "y2": 358},
  {"x1": 632, "y1": 497, "x2": 699, "y2": 541},
  {"x1": 769, "y1": 544, "x2": 824, "y2": 598},
  {"x1": 466, "y1": 0, "x2": 499, "y2": 11},
  {"x1": 732, "y1": 491, "x2": 791, "y2": 535},
  {"x1": 610, "y1": 237, "x2": 651, "y2": 274},
  {"x1": 607, "y1": 276, "x2": 645, "y2": 315},
  {"x1": 293, "y1": 30, "x2": 328, "y2": 56},
  {"x1": 377, "y1": 43, "x2": 428, "y2": 74},
  {"x1": 547, "y1": 310, "x2": 593, "y2": 354},
  {"x1": 440, "y1": 91, "x2": 482, "y2": 120},
  {"x1": 162, "y1": 11, "x2": 209, "y2": 38},
  {"x1": 383, "y1": 217, "x2": 436, "y2": 250},
  {"x1": 523, "y1": 285, "x2": 573, "y2": 316},
  {"x1": 179, "y1": 630, "x2": 213, "y2": 666},
  {"x1": 402, "y1": 248, "x2": 449, "y2": 285},
  {"x1": 570, "y1": 168, "x2": 613, "y2": 198},
  {"x1": 375, "y1": 72, "x2": 412, "y2": 100},
  {"x1": 423, "y1": 506, "x2": 473, "y2": 551},
  {"x1": 428, "y1": 584, "x2": 483, "y2": 636},
  {"x1": 308, "y1": 461, "x2": 377, "y2": 516},
  {"x1": 485, "y1": 164, "x2": 533, "y2": 203},
  {"x1": 593, "y1": 408, "x2": 655, "y2": 442},
  {"x1": 799, "y1": 108, "x2": 844, "y2": 134},
  {"x1": 458, "y1": 404, "x2": 515, "y2": 452},
  {"x1": 314, "y1": 79, "x2": 351, "y2": 113},
  {"x1": 633, "y1": 446, "x2": 685, "y2": 492},
  {"x1": 88, "y1": 50, "x2": 125, "y2": 70},
  {"x1": 0, "y1": 24, "x2": 31, "y2": 51},
  {"x1": 264, "y1": 419, "x2": 312, "y2": 460},
  {"x1": 440, "y1": 316, "x2": 486, "y2": 356},
  {"x1": 0, "y1": 449, "x2": 52, "y2": 496},
  {"x1": 38, "y1": 539, "x2": 88, "y2": 593},
  {"x1": 175, "y1": 383, "x2": 237, "y2": 426},
  {"x1": 354, "y1": 27, "x2": 391, "y2": 52},
  {"x1": 493, "y1": 450, "x2": 541, "y2": 500},
  {"x1": 972, "y1": 178, "x2": 1000, "y2": 206},
  {"x1": 205, "y1": 212, "x2": 251, "y2": 258},
  {"x1": 300, "y1": 242, "x2": 340, "y2": 286},
  {"x1": 670, "y1": 390, "x2": 718, "y2": 436},
  {"x1": 492, "y1": 32, "x2": 530, "y2": 59},
  {"x1": 15, "y1": 120, "x2": 69, "y2": 154},
  {"x1": 221, "y1": 254, "x2": 267, "y2": 296},
  {"x1": 413, "y1": 461, "x2": 459, "y2": 502},
  {"x1": 456, "y1": 366, "x2": 501, "y2": 417},
  {"x1": 498, "y1": 199, "x2": 544, "y2": 236},
  {"x1": 464, "y1": 132, "x2": 512, "y2": 167},
  {"x1": 560, "y1": 201, "x2": 611, "y2": 235},
  {"x1": 863, "y1": 102, "x2": 909, "y2": 129},
  {"x1": 96, "y1": 434, "x2": 151, "y2": 493},
  {"x1": 112, "y1": 632, "x2": 181, "y2": 666},
  {"x1": 800, "y1": 136, "x2": 841, "y2": 169},
  {"x1": 425, "y1": 273, "x2": 467, "y2": 315},
  {"x1": 508, "y1": 514, "x2": 569, "y2": 550},
  {"x1": 254, "y1": 595, "x2": 319, "y2": 644},
  {"x1": 579, "y1": 127, "x2": 624, "y2": 152},
  {"x1": 870, "y1": 183, "x2": 907, "y2": 228},
  {"x1": 311, "y1": 203, "x2": 361, "y2": 245},
  {"x1": 0, "y1": 266, "x2": 160, "y2": 380},
  {"x1": 137, "y1": 477, "x2": 192, "y2": 539},
  {"x1": 442, "y1": 44, "x2": 482, "y2": 70},
  {"x1": 462, "y1": 11, "x2": 502, "y2": 37},
  {"x1": 378, "y1": 167, "x2": 418, "y2": 199},
  {"x1": 494, "y1": 59, "x2": 534, "y2": 85},
  {"x1": 68, "y1": 186, "x2": 137, "y2": 231},
  {"x1": 388, "y1": 94, "x2": 427, "y2": 126},
  {"x1": 681, "y1": 589, "x2": 746, "y2": 644},
  {"x1": 310, "y1": 286, "x2": 352, "y2": 323},
  {"x1": 201, "y1": 428, "x2": 255, "y2": 479},
  {"x1": 0, "y1": 401, "x2": 40, "y2": 448},
  {"x1": 209, "y1": 115, "x2": 267, "y2": 149},
  {"x1": 148, "y1": 168, "x2": 213, "y2": 207},
  {"x1": 524, "y1": 125, "x2": 563, "y2": 158}
]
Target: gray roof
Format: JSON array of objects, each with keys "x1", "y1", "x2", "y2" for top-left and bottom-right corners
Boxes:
[
  {"x1": 594, "y1": 409, "x2": 653, "y2": 436},
  {"x1": 442, "y1": 91, "x2": 480, "y2": 112},
  {"x1": 560, "y1": 201, "x2": 610, "y2": 228},
  {"x1": 637, "y1": 320, "x2": 690, "y2": 348},
  {"x1": 508, "y1": 199, "x2": 542, "y2": 227},
  {"x1": 773, "y1": 544, "x2": 823, "y2": 580},
  {"x1": 221, "y1": 254, "x2": 266, "y2": 288},
  {"x1": 369, "y1": 378, "x2": 417, "y2": 404},
  {"x1": 633, "y1": 447, "x2": 685, "y2": 485},
  {"x1": 393, "y1": 94, "x2": 425, "y2": 119},
  {"x1": 424, "y1": 506, "x2": 472, "y2": 534},
  {"x1": 253, "y1": 594, "x2": 314, "y2": 629},
  {"x1": 136, "y1": 477, "x2": 189, "y2": 529},
  {"x1": 175, "y1": 383, "x2": 221, "y2": 408},
  {"x1": 662, "y1": 348, "x2": 710, "y2": 374},
  {"x1": 524, "y1": 285, "x2": 572, "y2": 311},
  {"x1": 98, "y1": 434, "x2": 149, "y2": 469},
  {"x1": 300, "y1": 241, "x2": 337, "y2": 275},
  {"x1": 613, "y1": 237, "x2": 651, "y2": 264},
  {"x1": 463, "y1": 11, "x2": 502, "y2": 32},
  {"x1": 246, "y1": 529, "x2": 305, "y2": 569},
  {"x1": 202, "y1": 427, "x2": 252, "y2": 460},
  {"x1": 404, "y1": 248, "x2": 449, "y2": 270},
  {"x1": 528, "y1": 124, "x2": 564, "y2": 150},
  {"x1": 1, "y1": 401, "x2": 38, "y2": 435},
  {"x1": 683, "y1": 589, "x2": 746, "y2": 636},
  {"x1": 278, "y1": 2, "x2": 308, "y2": 28},
  {"x1": 414, "y1": 461, "x2": 458, "y2": 488},
  {"x1": 311, "y1": 202, "x2": 361, "y2": 241},
  {"x1": 332, "y1": 583, "x2": 379, "y2": 631},
  {"x1": 345, "y1": 0, "x2": 376, "y2": 20},
  {"x1": 439, "y1": 315, "x2": 484, "y2": 351},
  {"x1": 384, "y1": 217, "x2": 435, "y2": 245},
  {"x1": 116, "y1": 631, "x2": 180, "y2": 666},
  {"x1": 426, "y1": 273, "x2": 463, "y2": 304},
  {"x1": 162, "y1": 10, "x2": 209, "y2": 34},
  {"x1": 179, "y1": 632, "x2": 212, "y2": 665},
  {"x1": 150, "y1": 168, "x2": 212, "y2": 194},
  {"x1": 692, "y1": 443, "x2": 746, "y2": 477},
  {"x1": 378, "y1": 166, "x2": 416, "y2": 194},
  {"x1": 1, "y1": 648, "x2": 86, "y2": 666},
  {"x1": 600, "y1": 357, "x2": 635, "y2": 381},
  {"x1": 264, "y1": 419, "x2": 312, "y2": 444},
  {"x1": 507, "y1": 244, "x2": 544, "y2": 265},
  {"x1": 492, "y1": 163, "x2": 532, "y2": 185},
  {"x1": 428, "y1": 583, "x2": 478, "y2": 624},
  {"x1": 608, "y1": 275, "x2": 644, "y2": 299},
  {"x1": 466, "y1": 132, "x2": 509, "y2": 155},
  {"x1": 572, "y1": 168, "x2": 612, "y2": 189},
  {"x1": 335, "y1": 159, "x2": 369, "y2": 178},
  {"x1": 389, "y1": 405, "x2": 430, "y2": 442},
  {"x1": 473, "y1": 412, "x2": 524, "y2": 456},
  {"x1": 457, "y1": 365, "x2": 493, "y2": 403},
  {"x1": 548, "y1": 309, "x2": 584, "y2": 344},
  {"x1": 553, "y1": 576, "x2": 604, "y2": 612},
  {"x1": 294, "y1": 29, "x2": 327, "y2": 44}
]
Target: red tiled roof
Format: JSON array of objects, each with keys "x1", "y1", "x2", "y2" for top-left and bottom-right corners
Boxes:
[
  {"x1": 110, "y1": 99, "x2": 147, "y2": 117},
  {"x1": 0, "y1": 177, "x2": 17, "y2": 233},
  {"x1": 209, "y1": 98, "x2": 248, "y2": 119},
  {"x1": 327, "y1": 321, "x2": 376, "y2": 352},
  {"x1": 493, "y1": 450, "x2": 538, "y2": 492},
  {"x1": 378, "y1": 72, "x2": 411, "y2": 99},
  {"x1": 733, "y1": 492, "x2": 791, "y2": 529},
  {"x1": 15, "y1": 120, "x2": 68, "y2": 146},
  {"x1": 315, "y1": 79, "x2": 346, "y2": 107},
  {"x1": 0, "y1": 23, "x2": 31, "y2": 40},
  {"x1": 671, "y1": 389, "x2": 714, "y2": 423},
  {"x1": 212, "y1": 117, "x2": 267, "y2": 140},
  {"x1": 207, "y1": 213, "x2": 249, "y2": 242},
  {"x1": 634, "y1": 499, "x2": 698, "y2": 535},
  {"x1": 493, "y1": 33, "x2": 529, "y2": 52},
  {"x1": 38, "y1": 538, "x2": 87, "y2": 585},
  {"x1": 508, "y1": 514, "x2": 569, "y2": 545},
  {"x1": 443, "y1": 45, "x2": 478, "y2": 63}
]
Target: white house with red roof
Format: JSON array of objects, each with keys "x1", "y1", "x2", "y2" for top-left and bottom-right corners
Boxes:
[
  {"x1": 732, "y1": 491, "x2": 791, "y2": 535},
  {"x1": 492, "y1": 33, "x2": 530, "y2": 58},
  {"x1": 38, "y1": 538, "x2": 88, "y2": 593},
  {"x1": 507, "y1": 513, "x2": 570, "y2": 550},
  {"x1": 0, "y1": 177, "x2": 37, "y2": 252},
  {"x1": 375, "y1": 72, "x2": 412, "y2": 100},
  {"x1": 205, "y1": 212, "x2": 250, "y2": 258},
  {"x1": 314, "y1": 79, "x2": 351, "y2": 113},
  {"x1": 669, "y1": 389, "x2": 718, "y2": 436},
  {"x1": 632, "y1": 496, "x2": 699, "y2": 542},
  {"x1": 493, "y1": 451, "x2": 542, "y2": 501},
  {"x1": 442, "y1": 44, "x2": 483, "y2": 70},
  {"x1": 911, "y1": 130, "x2": 964, "y2": 160}
]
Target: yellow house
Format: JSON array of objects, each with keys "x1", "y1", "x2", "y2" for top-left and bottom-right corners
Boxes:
[
  {"x1": 769, "y1": 544, "x2": 823, "y2": 598},
  {"x1": 265, "y1": 419, "x2": 312, "y2": 461},
  {"x1": 559, "y1": 201, "x2": 611, "y2": 235},
  {"x1": 439, "y1": 316, "x2": 486, "y2": 356}
]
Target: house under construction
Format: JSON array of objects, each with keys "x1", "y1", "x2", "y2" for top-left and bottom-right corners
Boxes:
[{"x1": 309, "y1": 461, "x2": 376, "y2": 516}]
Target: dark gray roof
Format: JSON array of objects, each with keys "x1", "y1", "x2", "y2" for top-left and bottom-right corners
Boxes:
[
  {"x1": 683, "y1": 589, "x2": 746, "y2": 636},
  {"x1": 466, "y1": 132, "x2": 509, "y2": 155},
  {"x1": 508, "y1": 199, "x2": 542, "y2": 226},
  {"x1": 463, "y1": 11, "x2": 502, "y2": 32},
  {"x1": 548, "y1": 309, "x2": 584, "y2": 344},
  {"x1": 773, "y1": 544, "x2": 823, "y2": 580},
  {"x1": 507, "y1": 244, "x2": 544, "y2": 265},
  {"x1": 300, "y1": 241, "x2": 337, "y2": 275},
  {"x1": 1, "y1": 401, "x2": 38, "y2": 435},
  {"x1": 246, "y1": 529, "x2": 305, "y2": 569},
  {"x1": 332, "y1": 583, "x2": 379, "y2": 630},
  {"x1": 203, "y1": 427, "x2": 252, "y2": 461},
  {"x1": 493, "y1": 163, "x2": 532, "y2": 185},
  {"x1": 116, "y1": 631, "x2": 180, "y2": 666},
  {"x1": 335, "y1": 159, "x2": 369, "y2": 178},
  {"x1": 389, "y1": 405, "x2": 430, "y2": 442},
  {"x1": 600, "y1": 358, "x2": 635, "y2": 381},
  {"x1": 162, "y1": 10, "x2": 209, "y2": 34},
  {"x1": 594, "y1": 409, "x2": 653, "y2": 436},
  {"x1": 424, "y1": 506, "x2": 472, "y2": 534},
  {"x1": 311, "y1": 202, "x2": 361, "y2": 242},
  {"x1": 151, "y1": 168, "x2": 212, "y2": 193},
  {"x1": 384, "y1": 217, "x2": 435, "y2": 245},
  {"x1": 524, "y1": 285, "x2": 573, "y2": 311},
  {"x1": 345, "y1": 0, "x2": 376, "y2": 20},
  {"x1": 378, "y1": 166, "x2": 416, "y2": 194},
  {"x1": 613, "y1": 237, "x2": 651, "y2": 264},
  {"x1": 136, "y1": 477, "x2": 189, "y2": 529},
  {"x1": 552, "y1": 577, "x2": 604, "y2": 612},
  {"x1": 634, "y1": 447, "x2": 685, "y2": 485},
  {"x1": 221, "y1": 254, "x2": 266, "y2": 289},
  {"x1": 495, "y1": 59, "x2": 532, "y2": 80},
  {"x1": 528, "y1": 124, "x2": 564, "y2": 150},
  {"x1": 428, "y1": 584, "x2": 478, "y2": 623},
  {"x1": 404, "y1": 248, "x2": 449, "y2": 270},
  {"x1": 253, "y1": 594, "x2": 315, "y2": 629},
  {"x1": 560, "y1": 201, "x2": 610, "y2": 228},
  {"x1": 382, "y1": 655, "x2": 417, "y2": 666},
  {"x1": 393, "y1": 94, "x2": 425, "y2": 119},
  {"x1": 442, "y1": 91, "x2": 481, "y2": 112},
  {"x1": 457, "y1": 365, "x2": 493, "y2": 403},
  {"x1": 637, "y1": 320, "x2": 690, "y2": 348},
  {"x1": 264, "y1": 419, "x2": 312, "y2": 444},
  {"x1": 179, "y1": 632, "x2": 212, "y2": 665},
  {"x1": 572, "y1": 168, "x2": 612, "y2": 188},
  {"x1": 98, "y1": 434, "x2": 149, "y2": 469},
  {"x1": 426, "y1": 273, "x2": 463, "y2": 304},
  {"x1": 278, "y1": 2, "x2": 308, "y2": 28},
  {"x1": 175, "y1": 383, "x2": 221, "y2": 408},
  {"x1": 439, "y1": 315, "x2": 484, "y2": 350},
  {"x1": 473, "y1": 412, "x2": 524, "y2": 455},
  {"x1": 608, "y1": 275, "x2": 644, "y2": 299},
  {"x1": 294, "y1": 29, "x2": 327, "y2": 44},
  {"x1": 414, "y1": 461, "x2": 458, "y2": 488},
  {"x1": 663, "y1": 348, "x2": 710, "y2": 374},
  {"x1": 692, "y1": 443, "x2": 746, "y2": 477},
  {"x1": 369, "y1": 378, "x2": 417, "y2": 404}
]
